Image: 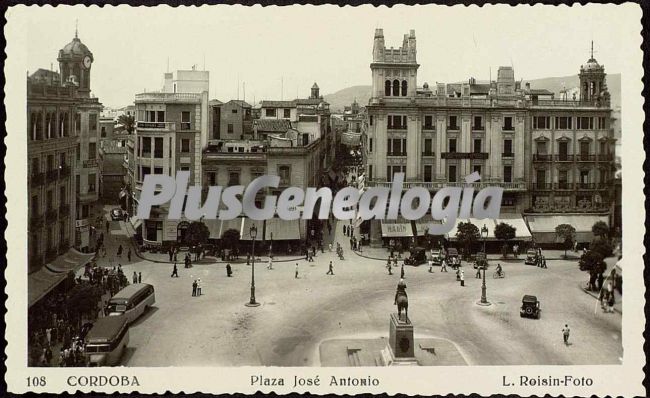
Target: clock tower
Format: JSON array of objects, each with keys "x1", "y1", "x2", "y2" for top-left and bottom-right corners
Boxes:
[{"x1": 57, "y1": 28, "x2": 94, "y2": 98}]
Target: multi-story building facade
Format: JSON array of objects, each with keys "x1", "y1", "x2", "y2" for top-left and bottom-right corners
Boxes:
[
  {"x1": 127, "y1": 69, "x2": 210, "y2": 245},
  {"x1": 364, "y1": 29, "x2": 616, "y2": 246},
  {"x1": 209, "y1": 99, "x2": 252, "y2": 140},
  {"x1": 99, "y1": 138, "x2": 127, "y2": 201}
]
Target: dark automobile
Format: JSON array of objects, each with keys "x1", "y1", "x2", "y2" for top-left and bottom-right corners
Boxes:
[
  {"x1": 110, "y1": 208, "x2": 124, "y2": 221},
  {"x1": 524, "y1": 249, "x2": 538, "y2": 265},
  {"x1": 404, "y1": 247, "x2": 427, "y2": 266},
  {"x1": 520, "y1": 295, "x2": 541, "y2": 319},
  {"x1": 446, "y1": 247, "x2": 460, "y2": 266}
]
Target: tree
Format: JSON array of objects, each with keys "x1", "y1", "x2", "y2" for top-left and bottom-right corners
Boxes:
[
  {"x1": 222, "y1": 228, "x2": 241, "y2": 251},
  {"x1": 184, "y1": 221, "x2": 210, "y2": 248},
  {"x1": 579, "y1": 250, "x2": 607, "y2": 291},
  {"x1": 118, "y1": 114, "x2": 135, "y2": 134},
  {"x1": 66, "y1": 283, "x2": 103, "y2": 326},
  {"x1": 494, "y1": 222, "x2": 516, "y2": 258},
  {"x1": 590, "y1": 237, "x2": 613, "y2": 258},
  {"x1": 591, "y1": 221, "x2": 609, "y2": 239},
  {"x1": 555, "y1": 224, "x2": 576, "y2": 258},
  {"x1": 456, "y1": 222, "x2": 480, "y2": 259}
]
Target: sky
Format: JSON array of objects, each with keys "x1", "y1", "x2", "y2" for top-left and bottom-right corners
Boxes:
[{"x1": 12, "y1": 4, "x2": 640, "y2": 108}]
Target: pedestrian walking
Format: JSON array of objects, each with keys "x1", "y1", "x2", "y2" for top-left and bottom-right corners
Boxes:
[
  {"x1": 171, "y1": 263, "x2": 179, "y2": 277},
  {"x1": 132, "y1": 271, "x2": 137, "y2": 284},
  {"x1": 127, "y1": 248, "x2": 132, "y2": 262},
  {"x1": 475, "y1": 266, "x2": 481, "y2": 279},
  {"x1": 327, "y1": 261, "x2": 334, "y2": 275},
  {"x1": 192, "y1": 280, "x2": 197, "y2": 296},
  {"x1": 428, "y1": 258, "x2": 433, "y2": 273},
  {"x1": 400, "y1": 263, "x2": 405, "y2": 279},
  {"x1": 117, "y1": 245, "x2": 123, "y2": 258},
  {"x1": 226, "y1": 263, "x2": 232, "y2": 277},
  {"x1": 542, "y1": 256, "x2": 547, "y2": 268},
  {"x1": 197, "y1": 278, "x2": 202, "y2": 296},
  {"x1": 460, "y1": 269, "x2": 465, "y2": 286},
  {"x1": 267, "y1": 258, "x2": 273, "y2": 270},
  {"x1": 562, "y1": 324, "x2": 570, "y2": 345},
  {"x1": 138, "y1": 272, "x2": 142, "y2": 283},
  {"x1": 295, "y1": 263, "x2": 299, "y2": 279},
  {"x1": 328, "y1": 243, "x2": 333, "y2": 252},
  {"x1": 168, "y1": 248, "x2": 173, "y2": 262},
  {"x1": 441, "y1": 258, "x2": 448, "y2": 272},
  {"x1": 387, "y1": 262, "x2": 393, "y2": 275}
]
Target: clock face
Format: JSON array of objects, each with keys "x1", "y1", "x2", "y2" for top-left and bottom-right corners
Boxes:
[{"x1": 83, "y1": 56, "x2": 92, "y2": 69}]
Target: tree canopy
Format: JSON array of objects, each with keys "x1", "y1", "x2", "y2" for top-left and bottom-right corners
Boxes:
[
  {"x1": 222, "y1": 228, "x2": 241, "y2": 250},
  {"x1": 456, "y1": 222, "x2": 480, "y2": 257},
  {"x1": 555, "y1": 223, "x2": 576, "y2": 257},
  {"x1": 118, "y1": 114, "x2": 135, "y2": 134},
  {"x1": 591, "y1": 221, "x2": 609, "y2": 238},
  {"x1": 185, "y1": 221, "x2": 210, "y2": 248},
  {"x1": 494, "y1": 222, "x2": 516, "y2": 241}
]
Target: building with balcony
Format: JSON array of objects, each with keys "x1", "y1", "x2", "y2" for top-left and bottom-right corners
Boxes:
[
  {"x1": 364, "y1": 29, "x2": 616, "y2": 246},
  {"x1": 99, "y1": 138, "x2": 127, "y2": 202},
  {"x1": 127, "y1": 69, "x2": 210, "y2": 245}
]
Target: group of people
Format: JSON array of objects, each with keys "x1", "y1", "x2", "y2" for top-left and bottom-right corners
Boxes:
[{"x1": 599, "y1": 279, "x2": 617, "y2": 313}]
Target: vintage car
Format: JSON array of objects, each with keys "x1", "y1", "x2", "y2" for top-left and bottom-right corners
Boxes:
[
  {"x1": 404, "y1": 247, "x2": 427, "y2": 266},
  {"x1": 473, "y1": 252, "x2": 488, "y2": 269},
  {"x1": 110, "y1": 208, "x2": 124, "y2": 221},
  {"x1": 524, "y1": 249, "x2": 538, "y2": 265},
  {"x1": 430, "y1": 249, "x2": 445, "y2": 265},
  {"x1": 446, "y1": 247, "x2": 460, "y2": 266},
  {"x1": 520, "y1": 295, "x2": 541, "y2": 319}
]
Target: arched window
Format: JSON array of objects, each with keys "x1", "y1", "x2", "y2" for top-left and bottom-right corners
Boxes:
[
  {"x1": 401, "y1": 80, "x2": 408, "y2": 96},
  {"x1": 385, "y1": 80, "x2": 391, "y2": 96},
  {"x1": 392, "y1": 80, "x2": 400, "y2": 97},
  {"x1": 60, "y1": 112, "x2": 68, "y2": 137},
  {"x1": 30, "y1": 112, "x2": 37, "y2": 140}
]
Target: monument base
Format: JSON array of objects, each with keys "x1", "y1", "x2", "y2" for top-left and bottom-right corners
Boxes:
[{"x1": 381, "y1": 313, "x2": 418, "y2": 366}]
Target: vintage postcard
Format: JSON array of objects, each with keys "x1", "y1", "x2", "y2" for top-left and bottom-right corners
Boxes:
[{"x1": 4, "y1": 3, "x2": 645, "y2": 396}]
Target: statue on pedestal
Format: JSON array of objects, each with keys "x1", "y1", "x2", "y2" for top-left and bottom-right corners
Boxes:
[{"x1": 394, "y1": 278, "x2": 409, "y2": 322}]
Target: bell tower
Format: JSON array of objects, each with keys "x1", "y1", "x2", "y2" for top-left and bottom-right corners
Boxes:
[
  {"x1": 57, "y1": 26, "x2": 94, "y2": 98},
  {"x1": 579, "y1": 41, "x2": 608, "y2": 105},
  {"x1": 370, "y1": 29, "x2": 419, "y2": 100}
]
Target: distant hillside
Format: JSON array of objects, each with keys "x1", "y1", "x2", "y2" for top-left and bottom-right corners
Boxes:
[{"x1": 323, "y1": 74, "x2": 621, "y2": 112}]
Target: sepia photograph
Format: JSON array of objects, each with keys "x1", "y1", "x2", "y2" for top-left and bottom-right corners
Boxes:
[{"x1": 5, "y1": 3, "x2": 645, "y2": 396}]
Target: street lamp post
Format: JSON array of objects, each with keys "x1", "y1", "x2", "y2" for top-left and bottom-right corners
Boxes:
[
  {"x1": 478, "y1": 224, "x2": 491, "y2": 306},
  {"x1": 245, "y1": 224, "x2": 260, "y2": 307}
]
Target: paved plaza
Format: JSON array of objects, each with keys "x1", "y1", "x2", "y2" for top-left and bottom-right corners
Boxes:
[{"x1": 91, "y1": 206, "x2": 622, "y2": 367}]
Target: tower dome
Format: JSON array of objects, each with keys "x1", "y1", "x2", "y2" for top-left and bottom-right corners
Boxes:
[
  {"x1": 57, "y1": 30, "x2": 94, "y2": 96},
  {"x1": 581, "y1": 57, "x2": 602, "y2": 71}
]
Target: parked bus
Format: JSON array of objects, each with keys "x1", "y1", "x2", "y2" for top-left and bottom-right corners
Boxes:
[
  {"x1": 106, "y1": 283, "x2": 155, "y2": 323},
  {"x1": 84, "y1": 315, "x2": 129, "y2": 366}
]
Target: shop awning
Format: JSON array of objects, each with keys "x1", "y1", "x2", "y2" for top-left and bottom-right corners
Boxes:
[
  {"x1": 380, "y1": 220, "x2": 414, "y2": 237},
  {"x1": 493, "y1": 215, "x2": 533, "y2": 240},
  {"x1": 525, "y1": 214, "x2": 608, "y2": 243},
  {"x1": 265, "y1": 218, "x2": 301, "y2": 240},
  {"x1": 219, "y1": 218, "x2": 244, "y2": 238},
  {"x1": 240, "y1": 218, "x2": 265, "y2": 241},
  {"x1": 29, "y1": 249, "x2": 95, "y2": 307}
]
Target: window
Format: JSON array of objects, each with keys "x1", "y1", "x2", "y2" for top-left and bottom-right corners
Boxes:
[
  {"x1": 503, "y1": 116, "x2": 513, "y2": 130},
  {"x1": 46, "y1": 190, "x2": 53, "y2": 211},
  {"x1": 473, "y1": 139, "x2": 482, "y2": 153},
  {"x1": 75, "y1": 177, "x2": 80, "y2": 196},
  {"x1": 154, "y1": 167, "x2": 163, "y2": 175},
  {"x1": 401, "y1": 80, "x2": 408, "y2": 96},
  {"x1": 101, "y1": 126, "x2": 106, "y2": 137},
  {"x1": 180, "y1": 166, "x2": 190, "y2": 172},
  {"x1": 278, "y1": 165, "x2": 291, "y2": 186},
  {"x1": 283, "y1": 109, "x2": 291, "y2": 118},
  {"x1": 536, "y1": 141, "x2": 547, "y2": 155},
  {"x1": 472, "y1": 165, "x2": 481, "y2": 176},
  {"x1": 503, "y1": 139, "x2": 513, "y2": 155},
  {"x1": 181, "y1": 111, "x2": 191, "y2": 130},
  {"x1": 424, "y1": 115, "x2": 434, "y2": 129},
  {"x1": 533, "y1": 116, "x2": 550, "y2": 129},
  {"x1": 181, "y1": 139, "x2": 190, "y2": 153},
  {"x1": 448, "y1": 116, "x2": 458, "y2": 130},
  {"x1": 424, "y1": 165, "x2": 433, "y2": 182},
  {"x1": 141, "y1": 137, "x2": 151, "y2": 156},
  {"x1": 448, "y1": 138, "x2": 457, "y2": 153},
  {"x1": 228, "y1": 172, "x2": 240, "y2": 186},
  {"x1": 89, "y1": 114, "x2": 97, "y2": 131},
  {"x1": 579, "y1": 170, "x2": 589, "y2": 187},
  {"x1": 599, "y1": 141, "x2": 607, "y2": 155},
  {"x1": 597, "y1": 117, "x2": 607, "y2": 129},
  {"x1": 141, "y1": 166, "x2": 151, "y2": 179},
  {"x1": 387, "y1": 165, "x2": 406, "y2": 182},
  {"x1": 388, "y1": 115, "x2": 406, "y2": 129},
  {"x1": 556, "y1": 116, "x2": 572, "y2": 129},
  {"x1": 88, "y1": 142, "x2": 96, "y2": 159},
  {"x1": 578, "y1": 116, "x2": 593, "y2": 130},
  {"x1": 265, "y1": 108, "x2": 276, "y2": 117},
  {"x1": 473, "y1": 116, "x2": 483, "y2": 130},
  {"x1": 369, "y1": 116, "x2": 373, "y2": 126},
  {"x1": 503, "y1": 166, "x2": 512, "y2": 183},
  {"x1": 392, "y1": 80, "x2": 400, "y2": 97},
  {"x1": 558, "y1": 170, "x2": 568, "y2": 189},
  {"x1": 88, "y1": 173, "x2": 96, "y2": 192},
  {"x1": 47, "y1": 155, "x2": 54, "y2": 172},
  {"x1": 368, "y1": 138, "x2": 373, "y2": 153},
  {"x1": 59, "y1": 186, "x2": 66, "y2": 206},
  {"x1": 232, "y1": 108, "x2": 238, "y2": 114},
  {"x1": 227, "y1": 124, "x2": 234, "y2": 134},
  {"x1": 368, "y1": 165, "x2": 373, "y2": 180},
  {"x1": 75, "y1": 113, "x2": 81, "y2": 133},
  {"x1": 558, "y1": 141, "x2": 569, "y2": 160},
  {"x1": 580, "y1": 141, "x2": 590, "y2": 159},
  {"x1": 423, "y1": 139, "x2": 432, "y2": 155},
  {"x1": 448, "y1": 165, "x2": 457, "y2": 183},
  {"x1": 207, "y1": 172, "x2": 217, "y2": 186},
  {"x1": 501, "y1": 193, "x2": 516, "y2": 207},
  {"x1": 387, "y1": 138, "x2": 406, "y2": 156},
  {"x1": 138, "y1": 110, "x2": 145, "y2": 121},
  {"x1": 154, "y1": 137, "x2": 164, "y2": 158},
  {"x1": 536, "y1": 170, "x2": 546, "y2": 189},
  {"x1": 157, "y1": 111, "x2": 165, "y2": 122}
]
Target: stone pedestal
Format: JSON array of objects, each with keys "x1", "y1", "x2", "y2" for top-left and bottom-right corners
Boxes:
[{"x1": 381, "y1": 313, "x2": 418, "y2": 366}]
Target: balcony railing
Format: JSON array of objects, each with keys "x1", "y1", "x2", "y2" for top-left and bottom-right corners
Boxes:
[
  {"x1": 421, "y1": 151, "x2": 435, "y2": 157},
  {"x1": 135, "y1": 92, "x2": 202, "y2": 103},
  {"x1": 447, "y1": 125, "x2": 460, "y2": 131},
  {"x1": 531, "y1": 183, "x2": 553, "y2": 190},
  {"x1": 422, "y1": 125, "x2": 436, "y2": 131},
  {"x1": 180, "y1": 122, "x2": 192, "y2": 130},
  {"x1": 30, "y1": 173, "x2": 45, "y2": 187},
  {"x1": 502, "y1": 126, "x2": 515, "y2": 131},
  {"x1": 366, "y1": 180, "x2": 527, "y2": 191},
  {"x1": 501, "y1": 152, "x2": 515, "y2": 158},
  {"x1": 387, "y1": 152, "x2": 407, "y2": 156},
  {"x1": 472, "y1": 125, "x2": 485, "y2": 131},
  {"x1": 387, "y1": 125, "x2": 407, "y2": 130},
  {"x1": 136, "y1": 121, "x2": 177, "y2": 131},
  {"x1": 441, "y1": 152, "x2": 488, "y2": 160}
]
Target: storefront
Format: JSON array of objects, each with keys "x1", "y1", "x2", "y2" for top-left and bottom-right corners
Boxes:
[{"x1": 525, "y1": 214, "x2": 608, "y2": 244}]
